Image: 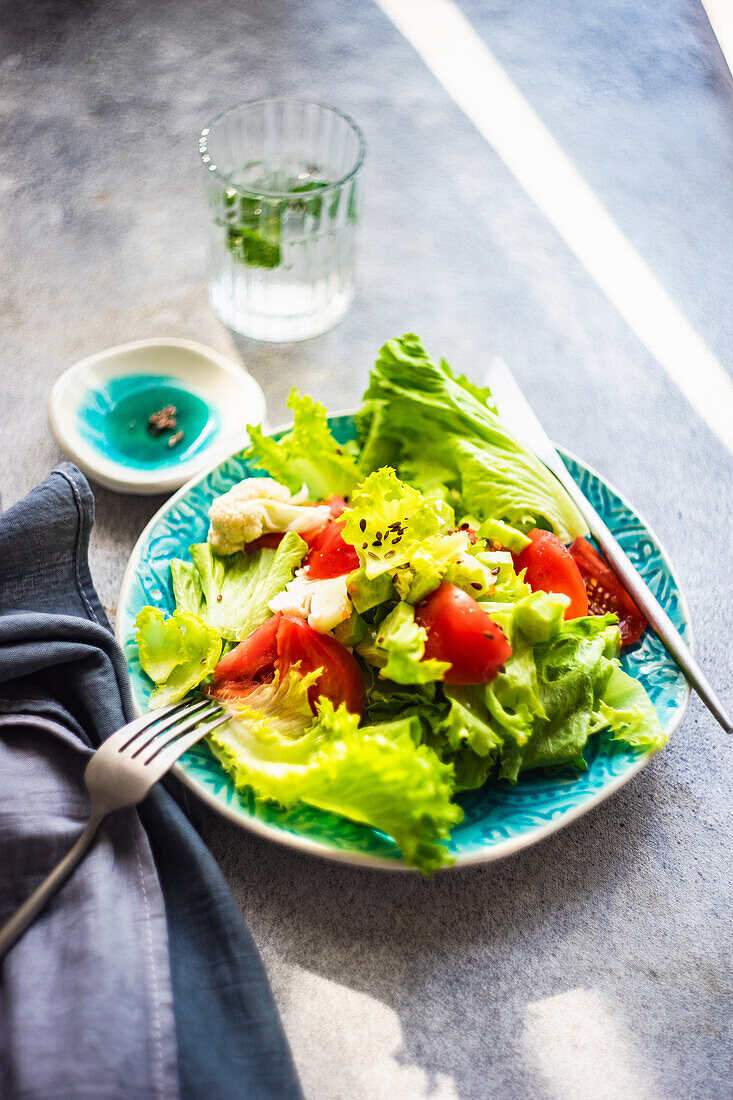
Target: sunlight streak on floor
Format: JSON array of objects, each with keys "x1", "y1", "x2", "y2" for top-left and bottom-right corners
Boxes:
[
  {"x1": 523, "y1": 987, "x2": 654, "y2": 1100},
  {"x1": 278, "y1": 966, "x2": 459, "y2": 1100},
  {"x1": 375, "y1": 0, "x2": 733, "y2": 455}
]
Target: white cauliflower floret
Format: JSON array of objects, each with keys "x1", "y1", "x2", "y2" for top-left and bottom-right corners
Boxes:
[
  {"x1": 269, "y1": 570, "x2": 352, "y2": 634},
  {"x1": 208, "y1": 477, "x2": 330, "y2": 556}
]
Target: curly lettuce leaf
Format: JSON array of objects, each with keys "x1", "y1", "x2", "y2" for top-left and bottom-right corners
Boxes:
[
  {"x1": 427, "y1": 605, "x2": 626, "y2": 789},
  {"x1": 357, "y1": 334, "x2": 587, "y2": 542},
  {"x1": 299, "y1": 703, "x2": 462, "y2": 874},
  {"x1": 433, "y1": 685, "x2": 504, "y2": 791},
  {"x1": 593, "y1": 662, "x2": 666, "y2": 751},
  {"x1": 135, "y1": 607, "x2": 222, "y2": 708},
  {"x1": 180, "y1": 532, "x2": 306, "y2": 641},
  {"x1": 245, "y1": 389, "x2": 360, "y2": 498},
  {"x1": 374, "y1": 602, "x2": 451, "y2": 685},
  {"x1": 394, "y1": 530, "x2": 471, "y2": 604},
  {"x1": 210, "y1": 682, "x2": 461, "y2": 873},
  {"x1": 498, "y1": 615, "x2": 620, "y2": 781},
  {"x1": 342, "y1": 467, "x2": 441, "y2": 579},
  {"x1": 210, "y1": 668, "x2": 326, "y2": 799}
]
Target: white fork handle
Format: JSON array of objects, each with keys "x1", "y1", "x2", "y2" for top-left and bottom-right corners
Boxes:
[{"x1": 0, "y1": 812, "x2": 105, "y2": 961}]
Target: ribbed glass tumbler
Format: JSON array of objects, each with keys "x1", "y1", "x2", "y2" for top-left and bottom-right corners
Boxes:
[{"x1": 199, "y1": 98, "x2": 365, "y2": 342}]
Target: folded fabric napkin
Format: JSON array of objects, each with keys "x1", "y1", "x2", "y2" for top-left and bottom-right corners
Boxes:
[{"x1": 0, "y1": 465, "x2": 303, "y2": 1100}]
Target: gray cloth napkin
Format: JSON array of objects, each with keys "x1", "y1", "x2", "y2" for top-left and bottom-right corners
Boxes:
[
  {"x1": 0, "y1": 468, "x2": 179, "y2": 1098},
  {"x1": 0, "y1": 465, "x2": 303, "y2": 1100}
]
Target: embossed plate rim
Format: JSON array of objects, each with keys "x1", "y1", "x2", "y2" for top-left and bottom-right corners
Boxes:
[{"x1": 117, "y1": 412, "x2": 690, "y2": 871}]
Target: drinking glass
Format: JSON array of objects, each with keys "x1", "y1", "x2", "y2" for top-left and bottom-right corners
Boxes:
[{"x1": 199, "y1": 98, "x2": 365, "y2": 342}]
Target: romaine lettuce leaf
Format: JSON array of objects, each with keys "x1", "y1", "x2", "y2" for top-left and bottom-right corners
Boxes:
[
  {"x1": 175, "y1": 532, "x2": 306, "y2": 641},
  {"x1": 357, "y1": 335, "x2": 587, "y2": 542},
  {"x1": 245, "y1": 389, "x2": 360, "y2": 498},
  {"x1": 135, "y1": 607, "x2": 222, "y2": 708}
]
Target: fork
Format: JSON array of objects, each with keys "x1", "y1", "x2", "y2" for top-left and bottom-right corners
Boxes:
[{"x1": 0, "y1": 697, "x2": 228, "y2": 960}]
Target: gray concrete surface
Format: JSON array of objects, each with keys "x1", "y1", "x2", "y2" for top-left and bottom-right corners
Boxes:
[{"x1": 2, "y1": 1, "x2": 732, "y2": 1097}]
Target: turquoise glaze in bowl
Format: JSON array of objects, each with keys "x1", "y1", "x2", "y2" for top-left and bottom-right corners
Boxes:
[
  {"x1": 49, "y1": 338, "x2": 266, "y2": 495},
  {"x1": 117, "y1": 415, "x2": 690, "y2": 869}
]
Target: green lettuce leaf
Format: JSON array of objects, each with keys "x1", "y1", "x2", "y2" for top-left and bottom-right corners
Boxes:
[
  {"x1": 210, "y1": 668, "x2": 325, "y2": 797},
  {"x1": 593, "y1": 662, "x2": 666, "y2": 751},
  {"x1": 245, "y1": 389, "x2": 360, "y2": 498},
  {"x1": 357, "y1": 334, "x2": 587, "y2": 541},
  {"x1": 346, "y1": 564, "x2": 396, "y2": 614},
  {"x1": 432, "y1": 685, "x2": 504, "y2": 791},
  {"x1": 299, "y1": 703, "x2": 462, "y2": 874},
  {"x1": 170, "y1": 559, "x2": 205, "y2": 617},
  {"x1": 427, "y1": 605, "x2": 624, "y2": 790},
  {"x1": 498, "y1": 615, "x2": 620, "y2": 781},
  {"x1": 135, "y1": 607, "x2": 222, "y2": 708},
  {"x1": 177, "y1": 532, "x2": 306, "y2": 641},
  {"x1": 342, "y1": 467, "x2": 441, "y2": 579},
  {"x1": 210, "y1": 682, "x2": 461, "y2": 873},
  {"x1": 373, "y1": 602, "x2": 451, "y2": 685},
  {"x1": 477, "y1": 517, "x2": 531, "y2": 553}
]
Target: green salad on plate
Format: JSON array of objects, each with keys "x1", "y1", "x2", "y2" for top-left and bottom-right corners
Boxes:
[{"x1": 135, "y1": 335, "x2": 665, "y2": 874}]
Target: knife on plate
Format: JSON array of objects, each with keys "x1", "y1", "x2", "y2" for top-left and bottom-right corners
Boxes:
[{"x1": 483, "y1": 358, "x2": 732, "y2": 734}]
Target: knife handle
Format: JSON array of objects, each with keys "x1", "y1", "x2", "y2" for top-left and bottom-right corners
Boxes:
[{"x1": 554, "y1": 462, "x2": 732, "y2": 734}]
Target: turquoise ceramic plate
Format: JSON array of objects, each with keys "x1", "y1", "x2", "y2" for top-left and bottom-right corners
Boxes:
[{"x1": 117, "y1": 415, "x2": 690, "y2": 870}]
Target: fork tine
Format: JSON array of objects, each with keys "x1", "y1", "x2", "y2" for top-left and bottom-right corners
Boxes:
[
  {"x1": 129, "y1": 699, "x2": 216, "y2": 758},
  {"x1": 101, "y1": 698, "x2": 191, "y2": 755},
  {"x1": 143, "y1": 711, "x2": 230, "y2": 780},
  {"x1": 139, "y1": 703, "x2": 224, "y2": 764}
]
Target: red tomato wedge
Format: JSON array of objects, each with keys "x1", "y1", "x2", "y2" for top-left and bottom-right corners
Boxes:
[
  {"x1": 212, "y1": 612, "x2": 365, "y2": 715},
  {"x1": 324, "y1": 495, "x2": 349, "y2": 518},
  {"x1": 415, "y1": 582, "x2": 512, "y2": 684},
  {"x1": 300, "y1": 495, "x2": 352, "y2": 552},
  {"x1": 213, "y1": 615, "x2": 280, "y2": 685},
  {"x1": 512, "y1": 529, "x2": 588, "y2": 620},
  {"x1": 569, "y1": 537, "x2": 647, "y2": 646},
  {"x1": 305, "y1": 518, "x2": 360, "y2": 579},
  {"x1": 243, "y1": 532, "x2": 285, "y2": 553},
  {"x1": 276, "y1": 616, "x2": 365, "y2": 713}
]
